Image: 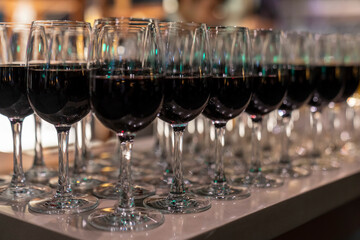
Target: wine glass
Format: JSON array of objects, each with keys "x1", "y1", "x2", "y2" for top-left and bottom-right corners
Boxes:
[
  {"x1": 307, "y1": 33, "x2": 345, "y2": 170},
  {"x1": 0, "y1": 23, "x2": 51, "y2": 202},
  {"x1": 233, "y1": 29, "x2": 287, "y2": 188},
  {"x1": 87, "y1": 22, "x2": 165, "y2": 231},
  {"x1": 27, "y1": 20, "x2": 98, "y2": 214},
  {"x1": 326, "y1": 33, "x2": 360, "y2": 158},
  {"x1": 191, "y1": 26, "x2": 251, "y2": 200},
  {"x1": 25, "y1": 114, "x2": 57, "y2": 183},
  {"x1": 273, "y1": 31, "x2": 314, "y2": 178},
  {"x1": 90, "y1": 18, "x2": 157, "y2": 200},
  {"x1": 143, "y1": 22, "x2": 211, "y2": 214}
]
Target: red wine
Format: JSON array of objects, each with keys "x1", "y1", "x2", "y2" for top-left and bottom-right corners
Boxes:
[
  {"x1": 245, "y1": 65, "x2": 288, "y2": 117},
  {"x1": 159, "y1": 76, "x2": 210, "y2": 125},
  {"x1": 28, "y1": 66, "x2": 90, "y2": 126},
  {"x1": 90, "y1": 72, "x2": 163, "y2": 133},
  {"x1": 0, "y1": 65, "x2": 33, "y2": 119},
  {"x1": 279, "y1": 65, "x2": 315, "y2": 112},
  {"x1": 308, "y1": 66, "x2": 345, "y2": 108},
  {"x1": 202, "y1": 76, "x2": 252, "y2": 122},
  {"x1": 334, "y1": 66, "x2": 360, "y2": 103}
]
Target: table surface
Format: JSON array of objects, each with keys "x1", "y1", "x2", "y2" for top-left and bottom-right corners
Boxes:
[{"x1": 0, "y1": 137, "x2": 360, "y2": 240}]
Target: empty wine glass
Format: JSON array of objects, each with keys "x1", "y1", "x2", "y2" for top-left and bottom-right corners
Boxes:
[
  {"x1": 233, "y1": 29, "x2": 287, "y2": 188},
  {"x1": 143, "y1": 22, "x2": 212, "y2": 213},
  {"x1": 87, "y1": 22, "x2": 165, "y2": 231},
  {"x1": 191, "y1": 26, "x2": 252, "y2": 200},
  {"x1": 27, "y1": 20, "x2": 98, "y2": 214},
  {"x1": 0, "y1": 23, "x2": 51, "y2": 202}
]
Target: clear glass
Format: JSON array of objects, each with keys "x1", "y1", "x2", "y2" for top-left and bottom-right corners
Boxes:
[
  {"x1": 26, "y1": 114, "x2": 57, "y2": 183},
  {"x1": 27, "y1": 20, "x2": 98, "y2": 214},
  {"x1": 0, "y1": 23, "x2": 51, "y2": 202},
  {"x1": 87, "y1": 19, "x2": 164, "y2": 231},
  {"x1": 144, "y1": 22, "x2": 211, "y2": 213},
  {"x1": 232, "y1": 29, "x2": 286, "y2": 188},
  {"x1": 191, "y1": 26, "x2": 251, "y2": 199}
]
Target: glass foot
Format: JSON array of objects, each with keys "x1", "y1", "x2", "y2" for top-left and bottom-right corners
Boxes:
[
  {"x1": 143, "y1": 193, "x2": 211, "y2": 214},
  {"x1": 88, "y1": 207, "x2": 164, "y2": 231},
  {"x1": 0, "y1": 184, "x2": 52, "y2": 202},
  {"x1": 311, "y1": 160, "x2": 340, "y2": 171},
  {"x1": 25, "y1": 166, "x2": 57, "y2": 184},
  {"x1": 191, "y1": 183, "x2": 250, "y2": 200},
  {"x1": 28, "y1": 194, "x2": 98, "y2": 214},
  {"x1": 232, "y1": 173, "x2": 284, "y2": 188},
  {"x1": 49, "y1": 175, "x2": 107, "y2": 191},
  {"x1": 273, "y1": 166, "x2": 311, "y2": 178},
  {"x1": 93, "y1": 182, "x2": 155, "y2": 200}
]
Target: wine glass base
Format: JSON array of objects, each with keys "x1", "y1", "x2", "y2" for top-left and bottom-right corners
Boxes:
[
  {"x1": 29, "y1": 194, "x2": 98, "y2": 214},
  {"x1": 143, "y1": 193, "x2": 211, "y2": 214},
  {"x1": 0, "y1": 184, "x2": 52, "y2": 202},
  {"x1": 191, "y1": 183, "x2": 250, "y2": 200},
  {"x1": 88, "y1": 207, "x2": 164, "y2": 232},
  {"x1": 49, "y1": 175, "x2": 107, "y2": 192},
  {"x1": 273, "y1": 166, "x2": 311, "y2": 178},
  {"x1": 232, "y1": 173, "x2": 284, "y2": 188},
  {"x1": 93, "y1": 183, "x2": 155, "y2": 200},
  {"x1": 25, "y1": 166, "x2": 57, "y2": 184},
  {"x1": 311, "y1": 161, "x2": 340, "y2": 171}
]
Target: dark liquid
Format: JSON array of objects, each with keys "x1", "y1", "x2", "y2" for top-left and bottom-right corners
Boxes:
[
  {"x1": 90, "y1": 71, "x2": 163, "y2": 133},
  {"x1": 279, "y1": 65, "x2": 315, "y2": 112},
  {"x1": 335, "y1": 66, "x2": 360, "y2": 102},
  {"x1": 159, "y1": 77, "x2": 210, "y2": 125},
  {"x1": 245, "y1": 65, "x2": 288, "y2": 117},
  {"x1": 28, "y1": 66, "x2": 90, "y2": 126},
  {"x1": 0, "y1": 65, "x2": 33, "y2": 119},
  {"x1": 308, "y1": 66, "x2": 345, "y2": 108},
  {"x1": 202, "y1": 76, "x2": 252, "y2": 122}
]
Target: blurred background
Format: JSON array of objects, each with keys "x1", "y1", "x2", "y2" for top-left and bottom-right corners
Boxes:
[
  {"x1": 0, "y1": 0, "x2": 360, "y2": 32},
  {"x1": 0, "y1": 0, "x2": 360, "y2": 152}
]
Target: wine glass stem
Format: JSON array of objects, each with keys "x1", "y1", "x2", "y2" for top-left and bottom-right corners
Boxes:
[
  {"x1": 170, "y1": 125, "x2": 186, "y2": 195},
  {"x1": 116, "y1": 134, "x2": 135, "y2": 211},
  {"x1": 55, "y1": 127, "x2": 72, "y2": 198},
  {"x1": 73, "y1": 121, "x2": 85, "y2": 174},
  {"x1": 213, "y1": 123, "x2": 227, "y2": 184},
  {"x1": 33, "y1": 114, "x2": 45, "y2": 167},
  {"x1": 310, "y1": 110, "x2": 322, "y2": 162},
  {"x1": 10, "y1": 119, "x2": 26, "y2": 189},
  {"x1": 249, "y1": 118, "x2": 262, "y2": 174},
  {"x1": 279, "y1": 114, "x2": 291, "y2": 165}
]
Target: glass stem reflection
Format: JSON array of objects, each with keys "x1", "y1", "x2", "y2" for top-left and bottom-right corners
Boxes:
[
  {"x1": 169, "y1": 125, "x2": 186, "y2": 195},
  {"x1": 33, "y1": 115, "x2": 45, "y2": 167},
  {"x1": 10, "y1": 119, "x2": 27, "y2": 190},
  {"x1": 279, "y1": 113, "x2": 292, "y2": 166},
  {"x1": 55, "y1": 127, "x2": 72, "y2": 198},
  {"x1": 115, "y1": 133, "x2": 135, "y2": 211},
  {"x1": 212, "y1": 122, "x2": 227, "y2": 185},
  {"x1": 249, "y1": 118, "x2": 262, "y2": 174}
]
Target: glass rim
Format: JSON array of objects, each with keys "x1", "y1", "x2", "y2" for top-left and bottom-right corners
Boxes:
[
  {"x1": 94, "y1": 17, "x2": 157, "y2": 23},
  {"x1": 0, "y1": 22, "x2": 30, "y2": 27},
  {"x1": 207, "y1": 25, "x2": 248, "y2": 31},
  {"x1": 31, "y1": 20, "x2": 91, "y2": 28}
]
